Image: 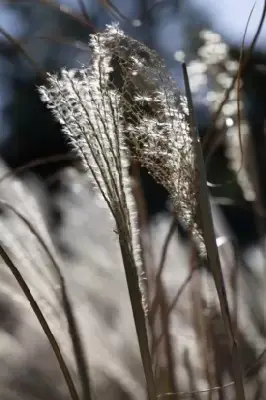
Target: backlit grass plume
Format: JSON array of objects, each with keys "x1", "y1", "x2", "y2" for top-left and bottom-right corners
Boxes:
[
  {"x1": 101, "y1": 25, "x2": 206, "y2": 258},
  {"x1": 39, "y1": 23, "x2": 157, "y2": 400},
  {"x1": 39, "y1": 24, "x2": 206, "y2": 259},
  {"x1": 39, "y1": 23, "x2": 208, "y2": 398}
]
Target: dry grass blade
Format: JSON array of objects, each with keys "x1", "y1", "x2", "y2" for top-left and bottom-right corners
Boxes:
[
  {"x1": 0, "y1": 199, "x2": 92, "y2": 400},
  {"x1": 0, "y1": 242, "x2": 80, "y2": 400},
  {"x1": 118, "y1": 235, "x2": 157, "y2": 400},
  {"x1": 182, "y1": 62, "x2": 246, "y2": 399}
]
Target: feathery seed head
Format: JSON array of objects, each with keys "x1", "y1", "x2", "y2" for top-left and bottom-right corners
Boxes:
[{"x1": 39, "y1": 24, "x2": 206, "y2": 260}]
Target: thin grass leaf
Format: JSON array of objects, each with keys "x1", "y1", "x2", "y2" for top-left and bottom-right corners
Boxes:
[
  {"x1": 183, "y1": 63, "x2": 246, "y2": 399},
  {"x1": 0, "y1": 198, "x2": 93, "y2": 400},
  {"x1": 0, "y1": 243, "x2": 80, "y2": 400}
]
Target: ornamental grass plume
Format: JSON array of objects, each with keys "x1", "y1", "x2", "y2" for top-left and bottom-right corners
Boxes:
[
  {"x1": 39, "y1": 23, "x2": 156, "y2": 400},
  {"x1": 39, "y1": 23, "x2": 245, "y2": 399},
  {"x1": 39, "y1": 24, "x2": 206, "y2": 259},
  {"x1": 39, "y1": 23, "x2": 207, "y2": 397}
]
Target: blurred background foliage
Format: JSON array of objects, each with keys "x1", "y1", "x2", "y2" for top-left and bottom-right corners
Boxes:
[{"x1": 0, "y1": 0, "x2": 266, "y2": 252}]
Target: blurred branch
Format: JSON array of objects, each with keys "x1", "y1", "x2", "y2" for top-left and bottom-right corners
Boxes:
[
  {"x1": 0, "y1": 25, "x2": 46, "y2": 77},
  {"x1": 203, "y1": 0, "x2": 266, "y2": 161}
]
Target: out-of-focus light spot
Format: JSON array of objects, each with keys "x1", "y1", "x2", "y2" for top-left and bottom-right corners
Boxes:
[
  {"x1": 216, "y1": 236, "x2": 229, "y2": 248},
  {"x1": 198, "y1": 42, "x2": 228, "y2": 64},
  {"x1": 200, "y1": 30, "x2": 222, "y2": 43},
  {"x1": 206, "y1": 91, "x2": 217, "y2": 102},
  {"x1": 132, "y1": 19, "x2": 142, "y2": 27},
  {"x1": 59, "y1": 5, "x2": 72, "y2": 13},
  {"x1": 187, "y1": 60, "x2": 207, "y2": 74},
  {"x1": 216, "y1": 72, "x2": 232, "y2": 89},
  {"x1": 226, "y1": 117, "x2": 234, "y2": 127},
  {"x1": 223, "y1": 102, "x2": 242, "y2": 116},
  {"x1": 173, "y1": 50, "x2": 185, "y2": 62},
  {"x1": 225, "y1": 60, "x2": 239, "y2": 73},
  {"x1": 189, "y1": 75, "x2": 207, "y2": 93}
]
